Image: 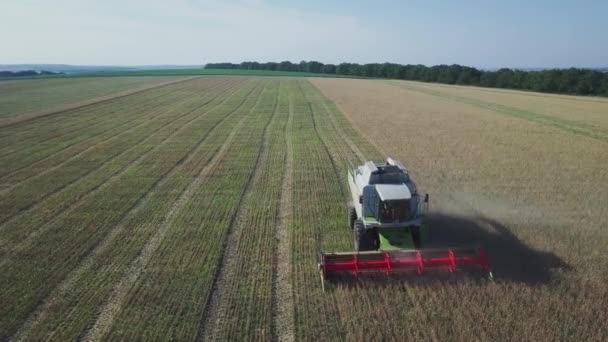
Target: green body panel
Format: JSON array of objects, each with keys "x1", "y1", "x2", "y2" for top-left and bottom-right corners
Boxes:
[
  {"x1": 362, "y1": 217, "x2": 379, "y2": 224},
  {"x1": 420, "y1": 224, "x2": 430, "y2": 243},
  {"x1": 363, "y1": 212, "x2": 430, "y2": 250},
  {"x1": 379, "y1": 227, "x2": 415, "y2": 250},
  {"x1": 377, "y1": 224, "x2": 430, "y2": 251}
]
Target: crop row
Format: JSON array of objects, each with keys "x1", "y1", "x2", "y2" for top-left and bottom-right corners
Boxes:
[
  {"x1": 16, "y1": 80, "x2": 267, "y2": 341},
  {"x1": 0, "y1": 78, "x2": 262, "y2": 340},
  {"x1": 0, "y1": 78, "x2": 241, "y2": 260},
  {"x1": 206, "y1": 80, "x2": 291, "y2": 341},
  {"x1": 0, "y1": 76, "x2": 186, "y2": 119},
  {"x1": 0, "y1": 76, "x2": 200, "y2": 143},
  {"x1": 0, "y1": 78, "x2": 183, "y2": 153},
  {"x1": 0, "y1": 79, "x2": 239, "y2": 224},
  {"x1": 103, "y1": 81, "x2": 279, "y2": 340},
  {"x1": 0, "y1": 77, "x2": 205, "y2": 175},
  {"x1": 0, "y1": 78, "x2": 234, "y2": 190}
]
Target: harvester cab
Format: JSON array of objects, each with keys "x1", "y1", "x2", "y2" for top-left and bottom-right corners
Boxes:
[
  {"x1": 347, "y1": 158, "x2": 428, "y2": 251},
  {"x1": 318, "y1": 158, "x2": 491, "y2": 290}
]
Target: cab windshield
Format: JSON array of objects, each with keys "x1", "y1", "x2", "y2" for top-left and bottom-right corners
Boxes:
[
  {"x1": 378, "y1": 199, "x2": 410, "y2": 223},
  {"x1": 369, "y1": 166, "x2": 408, "y2": 184}
]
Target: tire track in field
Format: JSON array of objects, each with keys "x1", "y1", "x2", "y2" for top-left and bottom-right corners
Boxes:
[
  {"x1": 316, "y1": 95, "x2": 366, "y2": 163},
  {"x1": 0, "y1": 77, "x2": 231, "y2": 179},
  {"x1": 9, "y1": 80, "x2": 260, "y2": 342},
  {"x1": 0, "y1": 76, "x2": 200, "y2": 128},
  {"x1": 0, "y1": 77, "x2": 195, "y2": 140},
  {"x1": 0, "y1": 79, "x2": 193, "y2": 143},
  {"x1": 0, "y1": 78, "x2": 239, "y2": 238},
  {"x1": 0, "y1": 92, "x2": 185, "y2": 178},
  {"x1": 0, "y1": 79, "x2": 204, "y2": 181},
  {"x1": 0, "y1": 79, "x2": 234, "y2": 194},
  {"x1": 200, "y1": 83, "x2": 280, "y2": 342},
  {"x1": 0, "y1": 78, "x2": 199, "y2": 159},
  {"x1": 0, "y1": 80, "x2": 249, "y2": 265},
  {"x1": 0, "y1": 81, "x2": 256, "y2": 342},
  {"x1": 395, "y1": 83, "x2": 608, "y2": 143},
  {"x1": 302, "y1": 82, "x2": 363, "y2": 169},
  {"x1": 272, "y1": 88, "x2": 296, "y2": 342},
  {"x1": 291, "y1": 80, "x2": 349, "y2": 337},
  {"x1": 80, "y1": 81, "x2": 265, "y2": 342},
  {"x1": 311, "y1": 82, "x2": 391, "y2": 164},
  {"x1": 0, "y1": 77, "x2": 206, "y2": 164},
  {"x1": 305, "y1": 82, "x2": 405, "y2": 339},
  {"x1": 308, "y1": 82, "x2": 444, "y2": 340},
  {"x1": 298, "y1": 81, "x2": 348, "y2": 201},
  {"x1": 300, "y1": 80, "x2": 388, "y2": 338}
]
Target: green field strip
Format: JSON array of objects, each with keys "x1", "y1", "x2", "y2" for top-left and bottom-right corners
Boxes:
[
  {"x1": 0, "y1": 87, "x2": 193, "y2": 173},
  {"x1": 0, "y1": 76, "x2": 198, "y2": 137},
  {"x1": 102, "y1": 82, "x2": 277, "y2": 341},
  {"x1": 0, "y1": 79, "x2": 235, "y2": 189},
  {"x1": 287, "y1": 80, "x2": 348, "y2": 340},
  {"x1": 0, "y1": 80, "x2": 244, "y2": 252},
  {"x1": 309, "y1": 83, "x2": 383, "y2": 161},
  {"x1": 0, "y1": 79, "x2": 255, "y2": 259},
  {"x1": 58, "y1": 68, "x2": 354, "y2": 78},
  {"x1": 206, "y1": 81, "x2": 288, "y2": 341},
  {"x1": 300, "y1": 81, "x2": 385, "y2": 252},
  {"x1": 272, "y1": 82, "x2": 296, "y2": 342},
  {"x1": 291, "y1": 80, "x2": 404, "y2": 341},
  {"x1": 0, "y1": 80, "x2": 239, "y2": 223},
  {"x1": 393, "y1": 82, "x2": 608, "y2": 143},
  {"x1": 0, "y1": 77, "x2": 186, "y2": 119},
  {"x1": 0, "y1": 77, "x2": 204, "y2": 159},
  {"x1": 13, "y1": 80, "x2": 268, "y2": 342},
  {"x1": 0, "y1": 79, "x2": 232, "y2": 185},
  {"x1": 0, "y1": 79, "x2": 209, "y2": 175},
  {"x1": 0, "y1": 80, "x2": 263, "y2": 340},
  {"x1": 0, "y1": 78, "x2": 201, "y2": 154}
]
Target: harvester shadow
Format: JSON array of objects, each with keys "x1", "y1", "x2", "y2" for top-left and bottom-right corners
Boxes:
[
  {"x1": 325, "y1": 213, "x2": 569, "y2": 291},
  {"x1": 424, "y1": 213, "x2": 570, "y2": 285}
]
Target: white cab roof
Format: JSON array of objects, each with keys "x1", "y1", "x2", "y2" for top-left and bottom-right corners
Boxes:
[{"x1": 375, "y1": 184, "x2": 411, "y2": 201}]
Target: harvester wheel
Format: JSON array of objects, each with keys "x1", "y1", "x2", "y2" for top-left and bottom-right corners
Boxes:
[
  {"x1": 411, "y1": 226, "x2": 421, "y2": 248},
  {"x1": 347, "y1": 206, "x2": 357, "y2": 229},
  {"x1": 354, "y1": 220, "x2": 379, "y2": 251}
]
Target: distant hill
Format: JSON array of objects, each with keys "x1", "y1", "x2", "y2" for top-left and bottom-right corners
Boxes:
[
  {"x1": 0, "y1": 70, "x2": 63, "y2": 78},
  {"x1": 0, "y1": 64, "x2": 203, "y2": 74}
]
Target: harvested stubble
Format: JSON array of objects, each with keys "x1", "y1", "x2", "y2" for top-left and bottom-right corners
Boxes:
[
  {"x1": 0, "y1": 76, "x2": 189, "y2": 120},
  {"x1": 311, "y1": 77, "x2": 608, "y2": 341}
]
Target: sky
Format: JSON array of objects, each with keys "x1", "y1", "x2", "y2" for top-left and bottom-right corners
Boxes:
[{"x1": 1, "y1": 0, "x2": 607, "y2": 68}]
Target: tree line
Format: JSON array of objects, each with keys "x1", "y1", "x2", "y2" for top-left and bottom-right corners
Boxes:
[
  {"x1": 0, "y1": 70, "x2": 63, "y2": 78},
  {"x1": 205, "y1": 61, "x2": 608, "y2": 96}
]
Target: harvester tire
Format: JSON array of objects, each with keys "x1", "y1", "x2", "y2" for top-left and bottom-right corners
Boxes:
[
  {"x1": 354, "y1": 220, "x2": 379, "y2": 251},
  {"x1": 347, "y1": 206, "x2": 357, "y2": 229},
  {"x1": 411, "y1": 226, "x2": 421, "y2": 248}
]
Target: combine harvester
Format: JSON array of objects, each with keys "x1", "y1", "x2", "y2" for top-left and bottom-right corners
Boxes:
[{"x1": 318, "y1": 158, "x2": 491, "y2": 290}]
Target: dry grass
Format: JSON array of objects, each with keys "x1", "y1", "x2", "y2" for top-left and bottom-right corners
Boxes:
[
  {"x1": 311, "y1": 77, "x2": 608, "y2": 341},
  {"x1": 398, "y1": 80, "x2": 608, "y2": 130}
]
